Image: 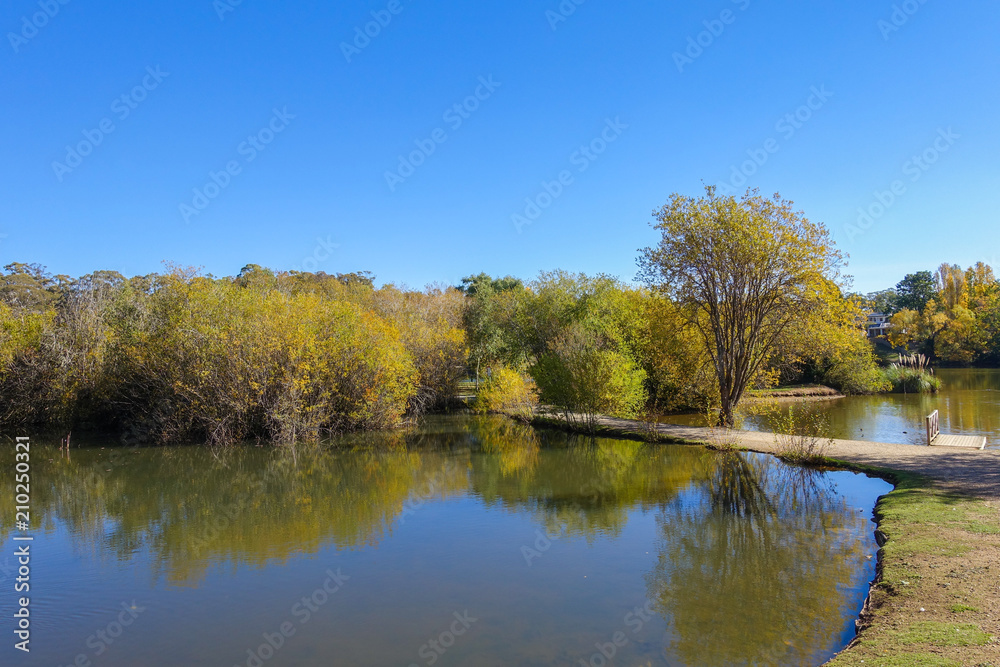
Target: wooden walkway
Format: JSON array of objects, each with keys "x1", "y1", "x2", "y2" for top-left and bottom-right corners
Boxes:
[
  {"x1": 926, "y1": 410, "x2": 986, "y2": 449},
  {"x1": 931, "y1": 434, "x2": 987, "y2": 449}
]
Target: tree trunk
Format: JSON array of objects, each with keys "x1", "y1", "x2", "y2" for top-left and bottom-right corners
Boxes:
[{"x1": 719, "y1": 398, "x2": 736, "y2": 428}]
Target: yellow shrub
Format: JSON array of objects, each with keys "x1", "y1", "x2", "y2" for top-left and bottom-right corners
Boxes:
[{"x1": 473, "y1": 367, "x2": 539, "y2": 422}]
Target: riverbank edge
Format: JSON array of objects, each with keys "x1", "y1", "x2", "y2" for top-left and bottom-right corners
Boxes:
[
  {"x1": 529, "y1": 414, "x2": 1000, "y2": 666},
  {"x1": 747, "y1": 384, "x2": 845, "y2": 399}
]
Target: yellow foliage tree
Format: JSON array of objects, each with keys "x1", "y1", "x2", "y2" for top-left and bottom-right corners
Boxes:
[{"x1": 639, "y1": 187, "x2": 844, "y2": 426}]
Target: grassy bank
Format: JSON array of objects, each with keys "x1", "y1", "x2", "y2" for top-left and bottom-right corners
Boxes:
[
  {"x1": 747, "y1": 384, "x2": 845, "y2": 399},
  {"x1": 824, "y1": 467, "x2": 999, "y2": 666},
  {"x1": 530, "y1": 414, "x2": 1000, "y2": 666}
]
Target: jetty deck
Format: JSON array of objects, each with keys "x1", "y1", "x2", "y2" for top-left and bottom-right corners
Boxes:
[{"x1": 925, "y1": 409, "x2": 987, "y2": 449}]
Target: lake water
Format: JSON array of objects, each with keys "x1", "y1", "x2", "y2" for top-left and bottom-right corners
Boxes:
[
  {"x1": 1, "y1": 416, "x2": 891, "y2": 666},
  {"x1": 663, "y1": 369, "x2": 1000, "y2": 449}
]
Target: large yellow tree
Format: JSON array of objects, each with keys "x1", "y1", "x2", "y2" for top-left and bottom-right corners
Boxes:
[{"x1": 639, "y1": 187, "x2": 844, "y2": 426}]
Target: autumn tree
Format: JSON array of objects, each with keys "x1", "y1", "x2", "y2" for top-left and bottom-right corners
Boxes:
[
  {"x1": 777, "y1": 292, "x2": 888, "y2": 395},
  {"x1": 885, "y1": 262, "x2": 999, "y2": 364},
  {"x1": 370, "y1": 284, "x2": 467, "y2": 414},
  {"x1": 887, "y1": 308, "x2": 920, "y2": 350},
  {"x1": 0, "y1": 264, "x2": 465, "y2": 444},
  {"x1": 966, "y1": 262, "x2": 996, "y2": 303},
  {"x1": 935, "y1": 263, "x2": 968, "y2": 310},
  {"x1": 639, "y1": 187, "x2": 843, "y2": 426}
]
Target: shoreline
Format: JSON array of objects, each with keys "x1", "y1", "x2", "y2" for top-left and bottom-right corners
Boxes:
[
  {"x1": 747, "y1": 385, "x2": 846, "y2": 399},
  {"x1": 530, "y1": 412, "x2": 1000, "y2": 665}
]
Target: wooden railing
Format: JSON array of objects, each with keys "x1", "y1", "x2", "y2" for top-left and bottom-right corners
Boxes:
[{"x1": 926, "y1": 410, "x2": 940, "y2": 446}]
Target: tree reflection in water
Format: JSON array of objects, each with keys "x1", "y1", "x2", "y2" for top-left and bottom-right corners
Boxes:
[
  {"x1": 468, "y1": 417, "x2": 700, "y2": 540},
  {"x1": 0, "y1": 417, "x2": 877, "y2": 666},
  {"x1": 647, "y1": 452, "x2": 871, "y2": 666}
]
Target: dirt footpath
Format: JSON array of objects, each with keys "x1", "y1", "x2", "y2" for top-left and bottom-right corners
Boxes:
[{"x1": 594, "y1": 415, "x2": 1000, "y2": 501}]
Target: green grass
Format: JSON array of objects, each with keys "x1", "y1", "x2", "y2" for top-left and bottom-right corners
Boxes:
[
  {"x1": 836, "y1": 653, "x2": 960, "y2": 667},
  {"x1": 949, "y1": 604, "x2": 979, "y2": 613},
  {"x1": 890, "y1": 536, "x2": 973, "y2": 558},
  {"x1": 815, "y1": 463, "x2": 999, "y2": 665},
  {"x1": 966, "y1": 521, "x2": 1000, "y2": 535},
  {"x1": 892, "y1": 622, "x2": 990, "y2": 647},
  {"x1": 746, "y1": 383, "x2": 839, "y2": 396}
]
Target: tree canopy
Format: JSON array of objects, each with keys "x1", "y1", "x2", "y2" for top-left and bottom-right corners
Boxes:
[{"x1": 638, "y1": 187, "x2": 844, "y2": 426}]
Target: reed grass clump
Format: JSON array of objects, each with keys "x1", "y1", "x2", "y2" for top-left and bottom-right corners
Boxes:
[{"x1": 881, "y1": 354, "x2": 941, "y2": 394}]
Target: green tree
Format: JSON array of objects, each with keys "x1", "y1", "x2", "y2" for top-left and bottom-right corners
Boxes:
[
  {"x1": 459, "y1": 273, "x2": 527, "y2": 384},
  {"x1": 1, "y1": 262, "x2": 67, "y2": 312},
  {"x1": 639, "y1": 187, "x2": 844, "y2": 426},
  {"x1": 458, "y1": 272, "x2": 523, "y2": 297},
  {"x1": 863, "y1": 288, "x2": 898, "y2": 315},
  {"x1": 895, "y1": 271, "x2": 936, "y2": 312},
  {"x1": 532, "y1": 323, "x2": 647, "y2": 430}
]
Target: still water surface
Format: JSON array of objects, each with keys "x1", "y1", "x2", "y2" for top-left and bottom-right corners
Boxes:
[
  {"x1": 664, "y1": 369, "x2": 1000, "y2": 449},
  {"x1": 1, "y1": 417, "x2": 891, "y2": 666}
]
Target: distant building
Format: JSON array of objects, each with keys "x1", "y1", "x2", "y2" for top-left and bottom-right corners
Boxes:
[{"x1": 867, "y1": 312, "x2": 891, "y2": 339}]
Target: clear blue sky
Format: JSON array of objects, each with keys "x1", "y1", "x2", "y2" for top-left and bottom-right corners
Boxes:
[{"x1": 2, "y1": 0, "x2": 998, "y2": 294}]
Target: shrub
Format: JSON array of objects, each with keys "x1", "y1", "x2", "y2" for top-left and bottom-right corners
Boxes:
[
  {"x1": 111, "y1": 279, "x2": 418, "y2": 444},
  {"x1": 473, "y1": 367, "x2": 539, "y2": 422},
  {"x1": 370, "y1": 286, "x2": 467, "y2": 415},
  {"x1": 820, "y1": 334, "x2": 891, "y2": 395},
  {"x1": 532, "y1": 324, "x2": 647, "y2": 430},
  {"x1": 771, "y1": 405, "x2": 834, "y2": 463}
]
